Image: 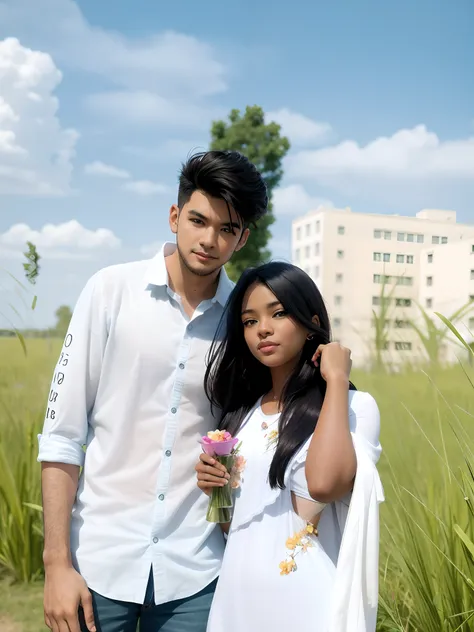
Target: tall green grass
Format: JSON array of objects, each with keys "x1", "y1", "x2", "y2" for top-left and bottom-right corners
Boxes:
[
  {"x1": 0, "y1": 338, "x2": 473, "y2": 630},
  {"x1": 0, "y1": 338, "x2": 60, "y2": 582},
  {"x1": 356, "y1": 365, "x2": 474, "y2": 631}
]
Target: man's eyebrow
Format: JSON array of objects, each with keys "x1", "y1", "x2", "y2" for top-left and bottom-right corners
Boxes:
[{"x1": 188, "y1": 209, "x2": 241, "y2": 230}]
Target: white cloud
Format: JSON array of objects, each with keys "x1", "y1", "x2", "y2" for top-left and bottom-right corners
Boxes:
[
  {"x1": 122, "y1": 180, "x2": 168, "y2": 196},
  {"x1": 0, "y1": 37, "x2": 78, "y2": 196},
  {"x1": 273, "y1": 184, "x2": 333, "y2": 216},
  {"x1": 86, "y1": 91, "x2": 223, "y2": 129},
  {"x1": 84, "y1": 161, "x2": 130, "y2": 179},
  {"x1": 84, "y1": 160, "x2": 168, "y2": 196},
  {"x1": 0, "y1": 0, "x2": 226, "y2": 97},
  {"x1": 267, "y1": 109, "x2": 332, "y2": 146},
  {"x1": 0, "y1": 220, "x2": 121, "y2": 259},
  {"x1": 287, "y1": 125, "x2": 474, "y2": 182}
]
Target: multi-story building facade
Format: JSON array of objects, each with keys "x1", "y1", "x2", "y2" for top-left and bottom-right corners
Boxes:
[{"x1": 291, "y1": 207, "x2": 474, "y2": 368}]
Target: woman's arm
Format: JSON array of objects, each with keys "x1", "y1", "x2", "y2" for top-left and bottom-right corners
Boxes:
[{"x1": 305, "y1": 343, "x2": 356, "y2": 503}]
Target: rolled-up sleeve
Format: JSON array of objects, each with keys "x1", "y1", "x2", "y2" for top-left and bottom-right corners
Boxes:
[{"x1": 38, "y1": 272, "x2": 108, "y2": 466}]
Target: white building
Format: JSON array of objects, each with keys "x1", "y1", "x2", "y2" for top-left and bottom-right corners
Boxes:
[{"x1": 291, "y1": 207, "x2": 474, "y2": 368}]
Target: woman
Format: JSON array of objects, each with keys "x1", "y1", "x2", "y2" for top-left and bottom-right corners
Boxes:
[{"x1": 196, "y1": 262, "x2": 384, "y2": 632}]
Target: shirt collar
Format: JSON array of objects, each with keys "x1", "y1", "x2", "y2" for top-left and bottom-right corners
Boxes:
[{"x1": 144, "y1": 241, "x2": 234, "y2": 307}]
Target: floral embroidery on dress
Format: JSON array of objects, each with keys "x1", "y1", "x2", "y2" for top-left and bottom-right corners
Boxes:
[
  {"x1": 279, "y1": 523, "x2": 318, "y2": 575},
  {"x1": 264, "y1": 429, "x2": 279, "y2": 451}
]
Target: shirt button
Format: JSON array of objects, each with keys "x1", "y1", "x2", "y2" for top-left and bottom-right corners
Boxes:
[
  {"x1": 158, "y1": 494, "x2": 165, "y2": 501},
  {"x1": 153, "y1": 537, "x2": 158, "y2": 543},
  {"x1": 171, "y1": 407, "x2": 177, "y2": 414},
  {"x1": 188, "y1": 324, "x2": 193, "y2": 331},
  {"x1": 179, "y1": 363, "x2": 185, "y2": 370},
  {"x1": 165, "y1": 450, "x2": 171, "y2": 457}
]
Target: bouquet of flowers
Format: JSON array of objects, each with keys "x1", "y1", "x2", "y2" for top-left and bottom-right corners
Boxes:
[{"x1": 200, "y1": 429, "x2": 241, "y2": 523}]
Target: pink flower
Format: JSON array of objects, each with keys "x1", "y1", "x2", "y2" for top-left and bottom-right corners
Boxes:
[{"x1": 199, "y1": 428, "x2": 239, "y2": 456}]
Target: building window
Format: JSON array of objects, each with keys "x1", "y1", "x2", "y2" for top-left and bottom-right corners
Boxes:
[
  {"x1": 396, "y1": 254, "x2": 404, "y2": 263},
  {"x1": 470, "y1": 295, "x2": 474, "y2": 302},
  {"x1": 397, "y1": 276, "x2": 413, "y2": 286},
  {"x1": 397, "y1": 232, "x2": 405, "y2": 242},
  {"x1": 441, "y1": 236, "x2": 448, "y2": 244},
  {"x1": 314, "y1": 242, "x2": 320, "y2": 256},
  {"x1": 305, "y1": 224, "x2": 311, "y2": 236},
  {"x1": 305, "y1": 246, "x2": 310, "y2": 258},
  {"x1": 396, "y1": 298, "x2": 411, "y2": 307},
  {"x1": 294, "y1": 249, "x2": 300, "y2": 262},
  {"x1": 333, "y1": 318, "x2": 341, "y2": 327},
  {"x1": 384, "y1": 231, "x2": 392, "y2": 240},
  {"x1": 471, "y1": 244, "x2": 474, "y2": 254},
  {"x1": 407, "y1": 233, "x2": 414, "y2": 243},
  {"x1": 428, "y1": 253, "x2": 433, "y2": 263},
  {"x1": 426, "y1": 298, "x2": 433, "y2": 308},
  {"x1": 296, "y1": 227, "x2": 301, "y2": 240},
  {"x1": 417, "y1": 234, "x2": 424, "y2": 243},
  {"x1": 383, "y1": 253, "x2": 390, "y2": 263},
  {"x1": 335, "y1": 296, "x2": 342, "y2": 305},
  {"x1": 336, "y1": 273, "x2": 343, "y2": 283},
  {"x1": 427, "y1": 276, "x2": 433, "y2": 286},
  {"x1": 372, "y1": 296, "x2": 380, "y2": 306},
  {"x1": 471, "y1": 270, "x2": 474, "y2": 280},
  {"x1": 382, "y1": 341, "x2": 389, "y2": 350},
  {"x1": 373, "y1": 274, "x2": 382, "y2": 284},
  {"x1": 337, "y1": 250, "x2": 344, "y2": 259},
  {"x1": 316, "y1": 220, "x2": 320, "y2": 233},
  {"x1": 314, "y1": 266, "x2": 320, "y2": 278},
  {"x1": 395, "y1": 342, "x2": 412, "y2": 351},
  {"x1": 407, "y1": 255, "x2": 414, "y2": 264},
  {"x1": 432, "y1": 236, "x2": 440, "y2": 244},
  {"x1": 338, "y1": 226, "x2": 345, "y2": 235},
  {"x1": 469, "y1": 317, "x2": 474, "y2": 329},
  {"x1": 373, "y1": 252, "x2": 382, "y2": 262},
  {"x1": 374, "y1": 229, "x2": 382, "y2": 239}
]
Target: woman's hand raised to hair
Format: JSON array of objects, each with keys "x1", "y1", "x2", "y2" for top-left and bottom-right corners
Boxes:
[
  {"x1": 312, "y1": 342, "x2": 352, "y2": 383},
  {"x1": 195, "y1": 453, "x2": 231, "y2": 497}
]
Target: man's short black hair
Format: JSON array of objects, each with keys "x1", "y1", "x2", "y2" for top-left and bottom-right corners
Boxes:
[{"x1": 178, "y1": 150, "x2": 268, "y2": 227}]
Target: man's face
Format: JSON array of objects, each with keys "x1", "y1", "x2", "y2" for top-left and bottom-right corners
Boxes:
[{"x1": 169, "y1": 190, "x2": 249, "y2": 277}]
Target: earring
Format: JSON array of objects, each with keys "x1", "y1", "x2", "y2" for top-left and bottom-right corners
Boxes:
[{"x1": 307, "y1": 333, "x2": 315, "y2": 341}]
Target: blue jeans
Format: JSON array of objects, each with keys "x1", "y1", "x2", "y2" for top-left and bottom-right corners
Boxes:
[{"x1": 79, "y1": 571, "x2": 217, "y2": 632}]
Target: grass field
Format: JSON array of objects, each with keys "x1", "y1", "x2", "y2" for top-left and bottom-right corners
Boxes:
[{"x1": 1, "y1": 337, "x2": 473, "y2": 630}]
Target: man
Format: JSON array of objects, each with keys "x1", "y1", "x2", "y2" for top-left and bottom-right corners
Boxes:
[{"x1": 38, "y1": 150, "x2": 268, "y2": 632}]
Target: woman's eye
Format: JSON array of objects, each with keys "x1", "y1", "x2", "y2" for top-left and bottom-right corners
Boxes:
[
  {"x1": 274, "y1": 310, "x2": 287, "y2": 318},
  {"x1": 242, "y1": 319, "x2": 256, "y2": 327}
]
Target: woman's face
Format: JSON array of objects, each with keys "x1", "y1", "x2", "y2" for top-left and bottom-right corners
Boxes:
[{"x1": 241, "y1": 282, "x2": 309, "y2": 369}]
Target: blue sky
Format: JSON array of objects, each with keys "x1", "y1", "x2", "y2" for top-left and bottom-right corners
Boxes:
[{"x1": 0, "y1": 0, "x2": 473, "y2": 328}]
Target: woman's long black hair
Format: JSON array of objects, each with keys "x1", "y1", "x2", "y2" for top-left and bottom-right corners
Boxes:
[{"x1": 205, "y1": 261, "x2": 356, "y2": 489}]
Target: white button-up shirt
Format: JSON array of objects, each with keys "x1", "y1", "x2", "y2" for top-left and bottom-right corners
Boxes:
[{"x1": 37, "y1": 242, "x2": 234, "y2": 605}]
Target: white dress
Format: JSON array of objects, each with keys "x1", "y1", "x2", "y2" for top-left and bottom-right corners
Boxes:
[{"x1": 207, "y1": 390, "x2": 384, "y2": 632}]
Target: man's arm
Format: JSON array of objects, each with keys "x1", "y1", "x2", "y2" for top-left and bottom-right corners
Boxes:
[
  {"x1": 38, "y1": 272, "x2": 108, "y2": 632},
  {"x1": 42, "y1": 463, "x2": 97, "y2": 632}
]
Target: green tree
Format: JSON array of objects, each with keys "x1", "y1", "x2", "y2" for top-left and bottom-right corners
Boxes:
[
  {"x1": 54, "y1": 305, "x2": 72, "y2": 338},
  {"x1": 210, "y1": 105, "x2": 290, "y2": 279}
]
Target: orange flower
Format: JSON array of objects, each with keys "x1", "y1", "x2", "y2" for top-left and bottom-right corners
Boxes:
[{"x1": 279, "y1": 559, "x2": 296, "y2": 575}]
